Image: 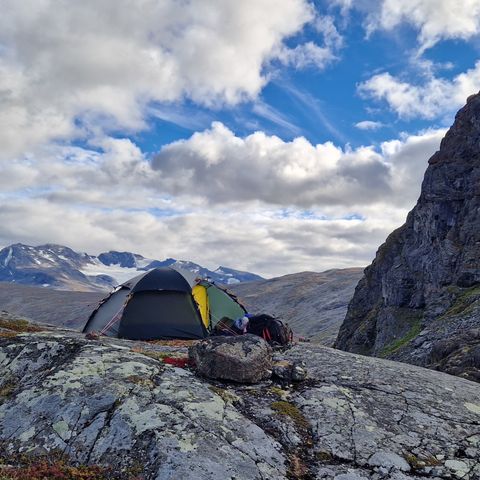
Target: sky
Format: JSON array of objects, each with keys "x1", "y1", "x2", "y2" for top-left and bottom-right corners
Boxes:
[{"x1": 1, "y1": 0, "x2": 480, "y2": 277}]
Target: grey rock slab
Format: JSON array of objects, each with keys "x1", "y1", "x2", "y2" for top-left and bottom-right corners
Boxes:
[
  {"x1": 368, "y1": 450, "x2": 410, "y2": 471},
  {"x1": 2, "y1": 331, "x2": 480, "y2": 479},
  {"x1": 0, "y1": 333, "x2": 286, "y2": 479},
  {"x1": 282, "y1": 344, "x2": 480, "y2": 479}
]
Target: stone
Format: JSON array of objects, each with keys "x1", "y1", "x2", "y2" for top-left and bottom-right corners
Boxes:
[
  {"x1": 336, "y1": 92, "x2": 480, "y2": 382},
  {"x1": 334, "y1": 473, "x2": 369, "y2": 480},
  {"x1": 445, "y1": 460, "x2": 470, "y2": 478},
  {"x1": 272, "y1": 360, "x2": 307, "y2": 383},
  {"x1": 188, "y1": 334, "x2": 272, "y2": 383},
  {"x1": 368, "y1": 451, "x2": 410, "y2": 472}
]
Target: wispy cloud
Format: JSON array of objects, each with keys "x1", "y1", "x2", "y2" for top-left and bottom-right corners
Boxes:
[
  {"x1": 148, "y1": 105, "x2": 212, "y2": 131},
  {"x1": 355, "y1": 120, "x2": 384, "y2": 130},
  {"x1": 252, "y1": 101, "x2": 302, "y2": 136},
  {"x1": 280, "y1": 82, "x2": 349, "y2": 143}
]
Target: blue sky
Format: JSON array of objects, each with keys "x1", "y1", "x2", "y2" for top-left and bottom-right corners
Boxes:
[
  {"x1": 1, "y1": 0, "x2": 480, "y2": 276},
  {"x1": 133, "y1": 3, "x2": 480, "y2": 152}
]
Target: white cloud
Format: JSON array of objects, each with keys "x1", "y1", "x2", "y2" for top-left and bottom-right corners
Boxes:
[
  {"x1": 278, "y1": 15, "x2": 343, "y2": 70},
  {"x1": 355, "y1": 120, "x2": 384, "y2": 130},
  {"x1": 0, "y1": 198, "x2": 390, "y2": 277},
  {"x1": 152, "y1": 122, "x2": 444, "y2": 208},
  {"x1": 333, "y1": 0, "x2": 480, "y2": 51},
  {"x1": 374, "y1": 0, "x2": 480, "y2": 51},
  {"x1": 0, "y1": 0, "x2": 316, "y2": 158},
  {"x1": 0, "y1": 125, "x2": 445, "y2": 276},
  {"x1": 278, "y1": 41, "x2": 337, "y2": 69},
  {"x1": 358, "y1": 61, "x2": 480, "y2": 119}
]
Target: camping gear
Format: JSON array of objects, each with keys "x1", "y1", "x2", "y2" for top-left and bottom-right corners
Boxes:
[
  {"x1": 246, "y1": 314, "x2": 293, "y2": 346},
  {"x1": 83, "y1": 267, "x2": 246, "y2": 340}
]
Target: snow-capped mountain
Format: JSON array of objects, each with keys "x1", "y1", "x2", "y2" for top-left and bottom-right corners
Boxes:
[{"x1": 0, "y1": 243, "x2": 263, "y2": 291}]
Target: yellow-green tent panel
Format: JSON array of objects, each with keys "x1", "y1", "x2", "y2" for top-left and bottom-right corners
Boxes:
[{"x1": 192, "y1": 284, "x2": 210, "y2": 328}]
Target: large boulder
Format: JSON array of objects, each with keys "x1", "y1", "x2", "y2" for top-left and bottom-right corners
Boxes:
[{"x1": 189, "y1": 334, "x2": 272, "y2": 383}]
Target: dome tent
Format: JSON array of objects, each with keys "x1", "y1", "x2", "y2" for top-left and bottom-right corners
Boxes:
[{"x1": 83, "y1": 267, "x2": 246, "y2": 340}]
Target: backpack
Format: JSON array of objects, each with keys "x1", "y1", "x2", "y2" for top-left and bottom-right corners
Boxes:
[{"x1": 246, "y1": 314, "x2": 293, "y2": 346}]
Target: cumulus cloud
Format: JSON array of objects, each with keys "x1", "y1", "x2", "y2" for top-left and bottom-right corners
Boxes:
[
  {"x1": 1, "y1": 122, "x2": 443, "y2": 212},
  {"x1": 0, "y1": 0, "x2": 317, "y2": 158},
  {"x1": 373, "y1": 0, "x2": 480, "y2": 51},
  {"x1": 152, "y1": 122, "x2": 444, "y2": 208},
  {"x1": 358, "y1": 61, "x2": 480, "y2": 119},
  {"x1": 355, "y1": 120, "x2": 384, "y2": 130},
  {"x1": 334, "y1": 0, "x2": 480, "y2": 51}
]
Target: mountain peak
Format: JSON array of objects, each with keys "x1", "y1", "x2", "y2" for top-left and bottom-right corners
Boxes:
[{"x1": 0, "y1": 243, "x2": 263, "y2": 291}]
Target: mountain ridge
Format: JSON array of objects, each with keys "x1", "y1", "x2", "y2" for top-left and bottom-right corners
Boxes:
[{"x1": 0, "y1": 243, "x2": 264, "y2": 291}]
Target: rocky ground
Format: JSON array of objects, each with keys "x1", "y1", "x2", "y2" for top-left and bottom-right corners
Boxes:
[
  {"x1": 0, "y1": 315, "x2": 479, "y2": 479},
  {"x1": 0, "y1": 282, "x2": 103, "y2": 329}
]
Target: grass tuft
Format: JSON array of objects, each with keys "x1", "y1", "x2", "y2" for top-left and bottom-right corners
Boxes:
[
  {"x1": 0, "y1": 317, "x2": 44, "y2": 333},
  {"x1": 271, "y1": 401, "x2": 309, "y2": 430}
]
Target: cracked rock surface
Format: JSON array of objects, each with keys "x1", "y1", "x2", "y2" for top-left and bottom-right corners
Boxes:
[{"x1": 1, "y1": 331, "x2": 480, "y2": 479}]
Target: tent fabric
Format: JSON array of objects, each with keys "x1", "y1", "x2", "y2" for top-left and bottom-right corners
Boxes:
[
  {"x1": 84, "y1": 287, "x2": 130, "y2": 337},
  {"x1": 131, "y1": 267, "x2": 191, "y2": 293},
  {"x1": 198, "y1": 281, "x2": 246, "y2": 327},
  {"x1": 192, "y1": 284, "x2": 210, "y2": 329},
  {"x1": 83, "y1": 266, "x2": 248, "y2": 341},
  {"x1": 118, "y1": 291, "x2": 207, "y2": 340}
]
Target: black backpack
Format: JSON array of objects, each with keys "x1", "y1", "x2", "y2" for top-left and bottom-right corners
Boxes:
[{"x1": 247, "y1": 314, "x2": 293, "y2": 346}]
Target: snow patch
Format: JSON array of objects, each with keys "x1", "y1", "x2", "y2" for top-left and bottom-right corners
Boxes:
[
  {"x1": 80, "y1": 259, "x2": 142, "y2": 284},
  {"x1": 3, "y1": 247, "x2": 13, "y2": 267}
]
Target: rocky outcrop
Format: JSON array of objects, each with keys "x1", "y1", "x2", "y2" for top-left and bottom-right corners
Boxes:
[
  {"x1": 336, "y1": 93, "x2": 480, "y2": 380},
  {"x1": 1, "y1": 322, "x2": 480, "y2": 479},
  {"x1": 188, "y1": 334, "x2": 272, "y2": 383}
]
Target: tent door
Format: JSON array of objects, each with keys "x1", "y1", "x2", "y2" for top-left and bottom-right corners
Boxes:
[{"x1": 192, "y1": 284, "x2": 210, "y2": 329}]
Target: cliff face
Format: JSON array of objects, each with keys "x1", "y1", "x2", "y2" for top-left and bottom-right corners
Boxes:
[{"x1": 336, "y1": 93, "x2": 480, "y2": 379}]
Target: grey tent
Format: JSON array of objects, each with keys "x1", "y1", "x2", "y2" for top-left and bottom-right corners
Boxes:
[{"x1": 83, "y1": 267, "x2": 246, "y2": 340}]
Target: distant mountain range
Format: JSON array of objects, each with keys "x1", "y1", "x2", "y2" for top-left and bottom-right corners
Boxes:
[{"x1": 0, "y1": 243, "x2": 263, "y2": 291}]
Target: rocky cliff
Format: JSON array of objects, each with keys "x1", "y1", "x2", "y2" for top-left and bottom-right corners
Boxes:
[
  {"x1": 335, "y1": 93, "x2": 480, "y2": 382},
  {"x1": 1, "y1": 316, "x2": 480, "y2": 479}
]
